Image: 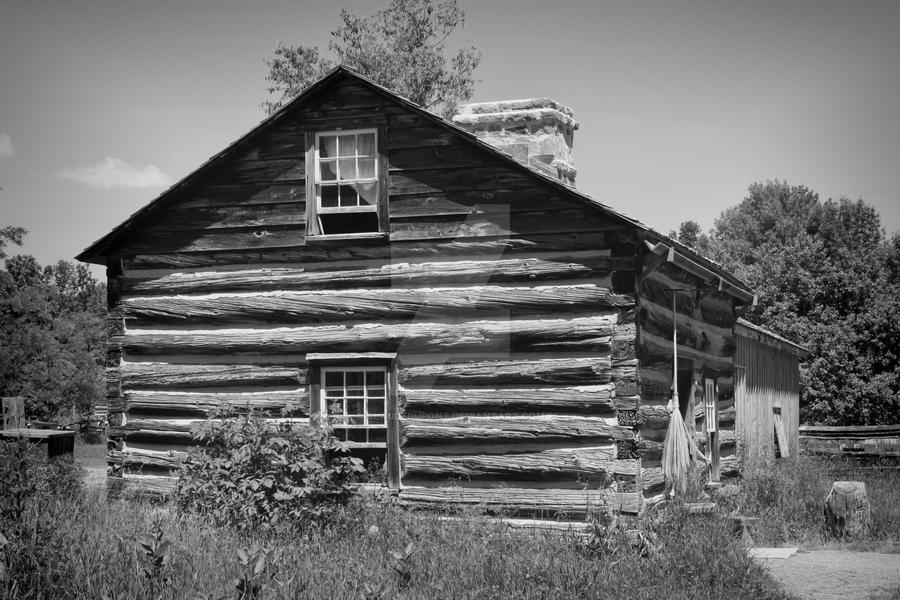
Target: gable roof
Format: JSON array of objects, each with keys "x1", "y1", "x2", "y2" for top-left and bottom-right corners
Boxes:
[{"x1": 76, "y1": 66, "x2": 754, "y2": 302}]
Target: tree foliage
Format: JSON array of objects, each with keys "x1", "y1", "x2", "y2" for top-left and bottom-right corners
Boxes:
[
  {"x1": 702, "y1": 181, "x2": 900, "y2": 425},
  {"x1": 0, "y1": 240, "x2": 105, "y2": 421},
  {"x1": 264, "y1": 0, "x2": 482, "y2": 117}
]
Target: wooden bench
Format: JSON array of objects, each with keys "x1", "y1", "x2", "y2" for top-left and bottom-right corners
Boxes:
[{"x1": 0, "y1": 428, "x2": 76, "y2": 459}]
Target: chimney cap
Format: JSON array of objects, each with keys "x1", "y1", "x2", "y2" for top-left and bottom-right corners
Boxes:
[{"x1": 453, "y1": 98, "x2": 578, "y2": 130}]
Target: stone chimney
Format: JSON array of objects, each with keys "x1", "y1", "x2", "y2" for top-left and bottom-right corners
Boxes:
[{"x1": 452, "y1": 98, "x2": 578, "y2": 187}]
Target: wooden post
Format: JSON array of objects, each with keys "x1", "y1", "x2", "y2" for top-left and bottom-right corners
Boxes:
[
  {"x1": 386, "y1": 361, "x2": 401, "y2": 490},
  {"x1": 2, "y1": 396, "x2": 25, "y2": 430}
]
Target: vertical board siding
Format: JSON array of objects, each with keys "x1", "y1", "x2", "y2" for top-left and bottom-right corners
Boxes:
[
  {"x1": 734, "y1": 324, "x2": 801, "y2": 461},
  {"x1": 104, "y1": 77, "x2": 643, "y2": 515}
]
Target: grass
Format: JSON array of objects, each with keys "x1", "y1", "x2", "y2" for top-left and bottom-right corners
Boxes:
[
  {"x1": 2, "y1": 491, "x2": 790, "y2": 600},
  {"x1": 729, "y1": 454, "x2": 900, "y2": 551},
  {"x1": 2, "y1": 447, "x2": 790, "y2": 600},
  {"x1": 6, "y1": 443, "x2": 897, "y2": 599}
]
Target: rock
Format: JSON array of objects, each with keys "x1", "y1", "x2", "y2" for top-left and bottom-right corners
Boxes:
[{"x1": 823, "y1": 481, "x2": 871, "y2": 537}]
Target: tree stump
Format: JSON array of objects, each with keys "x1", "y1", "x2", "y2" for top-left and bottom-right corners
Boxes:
[{"x1": 823, "y1": 481, "x2": 871, "y2": 538}]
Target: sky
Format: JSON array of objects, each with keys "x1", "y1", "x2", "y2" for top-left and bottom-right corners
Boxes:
[{"x1": 2, "y1": 0, "x2": 899, "y2": 278}]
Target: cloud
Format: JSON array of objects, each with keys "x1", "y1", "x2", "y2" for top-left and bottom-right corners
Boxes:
[
  {"x1": 0, "y1": 134, "x2": 12, "y2": 157},
  {"x1": 58, "y1": 157, "x2": 173, "y2": 190}
]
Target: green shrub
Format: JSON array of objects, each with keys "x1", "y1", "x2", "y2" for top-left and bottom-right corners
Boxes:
[{"x1": 175, "y1": 411, "x2": 365, "y2": 530}]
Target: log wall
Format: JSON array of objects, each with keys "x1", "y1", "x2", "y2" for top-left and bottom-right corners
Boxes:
[
  {"x1": 102, "y1": 77, "x2": 643, "y2": 516},
  {"x1": 636, "y1": 255, "x2": 739, "y2": 493}
]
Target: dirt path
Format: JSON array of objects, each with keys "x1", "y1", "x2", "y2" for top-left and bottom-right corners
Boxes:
[{"x1": 756, "y1": 550, "x2": 900, "y2": 600}]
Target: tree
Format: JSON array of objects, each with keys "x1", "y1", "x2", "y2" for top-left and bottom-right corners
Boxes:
[
  {"x1": 0, "y1": 225, "x2": 26, "y2": 260},
  {"x1": 669, "y1": 220, "x2": 709, "y2": 254},
  {"x1": 264, "y1": 0, "x2": 482, "y2": 117},
  {"x1": 0, "y1": 244, "x2": 106, "y2": 421},
  {"x1": 705, "y1": 181, "x2": 900, "y2": 425}
]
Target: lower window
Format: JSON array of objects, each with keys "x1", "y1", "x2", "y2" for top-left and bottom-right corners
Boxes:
[{"x1": 321, "y1": 366, "x2": 387, "y2": 447}]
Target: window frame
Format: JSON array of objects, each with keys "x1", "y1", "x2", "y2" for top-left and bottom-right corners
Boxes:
[
  {"x1": 305, "y1": 123, "x2": 389, "y2": 240},
  {"x1": 319, "y1": 364, "x2": 388, "y2": 448},
  {"x1": 306, "y1": 352, "x2": 400, "y2": 488}
]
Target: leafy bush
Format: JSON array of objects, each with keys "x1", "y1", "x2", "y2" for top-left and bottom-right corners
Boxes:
[{"x1": 175, "y1": 411, "x2": 365, "y2": 530}]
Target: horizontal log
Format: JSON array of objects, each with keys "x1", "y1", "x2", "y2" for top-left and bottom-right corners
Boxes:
[
  {"x1": 403, "y1": 450, "x2": 638, "y2": 480},
  {"x1": 123, "y1": 316, "x2": 621, "y2": 355},
  {"x1": 173, "y1": 183, "x2": 304, "y2": 209},
  {"x1": 112, "y1": 447, "x2": 188, "y2": 470},
  {"x1": 122, "y1": 226, "x2": 307, "y2": 255},
  {"x1": 401, "y1": 356, "x2": 622, "y2": 387},
  {"x1": 388, "y1": 166, "x2": 535, "y2": 195},
  {"x1": 120, "y1": 362, "x2": 304, "y2": 389},
  {"x1": 398, "y1": 485, "x2": 640, "y2": 516},
  {"x1": 122, "y1": 231, "x2": 631, "y2": 269},
  {"x1": 112, "y1": 416, "x2": 308, "y2": 444},
  {"x1": 400, "y1": 385, "x2": 627, "y2": 414},
  {"x1": 639, "y1": 330, "x2": 733, "y2": 372},
  {"x1": 123, "y1": 285, "x2": 632, "y2": 325},
  {"x1": 121, "y1": 254, "x2": 624, "y2": 295},
  {"x1": 115, "y1": 474, "x2": 178, "y2": 498},
  {"x1": 390, "y1": 209, "x2": 628, "y2": 242},
  {"x1": 125, "y1": 389, "x2": 307, "y2": 416},
  {"x1": 641, "y1": 467, "x2": 665, "y2": 493},
  {"x1": 402, "y1": 415, "x2": 633, "y2": 445},
  {"x1": 152, "y1": 202, "x2": 305, "y2": 231},
  {"x1": 639, "y1": 297, "x2": 733, "y2": 351},
  {"x1": 387, "y1": 188, "x2": 579, "y2": 218}
]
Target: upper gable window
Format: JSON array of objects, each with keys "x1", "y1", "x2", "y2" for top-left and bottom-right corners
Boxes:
[{"x1": 308, "y1": 128, "x2": 386, "y2": 237}]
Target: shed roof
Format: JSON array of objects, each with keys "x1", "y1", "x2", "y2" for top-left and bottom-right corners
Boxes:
[
  {"x1": 735, "y1": 318, "x2": 809, "y2": 357},
  {"x1": 76, "y1": 66, "x2": 754, "y2": 302}
]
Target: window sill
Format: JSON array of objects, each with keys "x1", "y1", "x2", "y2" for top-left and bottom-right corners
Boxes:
[{"x1": 304, "y1": 232, "x2": 389, "y2": 244}]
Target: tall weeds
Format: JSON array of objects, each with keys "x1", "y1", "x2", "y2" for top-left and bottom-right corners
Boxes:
[{"x1": 736, "y1": 454, "x2": 900, "y2": 549}]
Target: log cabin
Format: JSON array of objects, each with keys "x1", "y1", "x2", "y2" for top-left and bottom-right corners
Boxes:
[{"x1": 77, "y1": 66, "x2": 796, "y2": 517}]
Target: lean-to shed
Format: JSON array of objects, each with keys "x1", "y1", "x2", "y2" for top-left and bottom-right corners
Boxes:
[
  {"x1": 734, "y1": 318, "x2": 807, "y2": 461},
  {"x1": 78, "y1": 67, "x2": 795, "y2": 516}
]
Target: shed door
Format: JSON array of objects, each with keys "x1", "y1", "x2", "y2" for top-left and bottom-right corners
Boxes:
[{"x1": 704, "y1": 375, "x2": 720, "y2": 482}]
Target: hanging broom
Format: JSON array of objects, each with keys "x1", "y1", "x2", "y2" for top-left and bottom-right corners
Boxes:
[{"x1": 661, "y1": 291, "x2": 708, "y2": 497}]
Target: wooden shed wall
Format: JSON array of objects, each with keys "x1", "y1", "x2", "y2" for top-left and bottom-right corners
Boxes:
[
  {"x1": 104, "y1": 77, "x2": 643, "y2": 517},
  {"x1": 636, "y1": 259, "x2": 739, "y2": 494},
  {"x1": 734, "y1": 325, "x2": 801, "y2": 461}
]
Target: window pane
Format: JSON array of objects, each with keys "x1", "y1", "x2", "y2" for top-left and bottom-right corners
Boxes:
[
  {"x1": 320, "y1": 185, "x2": 339, "y2": 207},
  {"x1": 358, "y1": 133, "x2": 375, "y2": 156},
  {"x1": 346, "y1": 387, "x2": 364, "y2": 397},
  {"x1": 369, "y1": 429, "x2": 386, "y2": 443},
  {"x1": 324, "y1": 371, "x2": 343, "y2": 387},
  {"x1": 338, "y1": 134, "x2": 356, "y2": 157},
  {"x1": 369, "y1": 416, "x2": 385, "y2": 425},
  {"x1": 319, "y1": 159, "x2": 337, "y2": 181},
  {"x1": 357, "y1": 182, "x2": 377, "y2": 206},
  {"x1": 319, "y1": 135, "x2": 337, "y2": 158},
  {"x1": 327, "y1": 400, "x2": 344, "y2": 415},
  {"x1": 358, "y1": 157, "x2": 376, "y2": 179},
  {"x1": 366, "y1": 371, "x2": 385, "y2": 386},
  {"x1": 348, "y1": 429, "x2": 367, "y2": 443},
  {"x1": 348, "y1": 415, "x2": 365, "y2": 425},
  {"x1": 333, "y1": 428, "x2": 347, "y2": 441},
  {"x1": 338, "y1": 158, "x2": 356, "y2": 181},
  {"x1": 338, "y1": 184, "x2": 359, "y2": 207},
  {"x1": 345, "y1": 371, "x2": 364, "y2": 387},
  {"x1": 369, "y1": 398, "x2": 384, "y2": 415}
]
